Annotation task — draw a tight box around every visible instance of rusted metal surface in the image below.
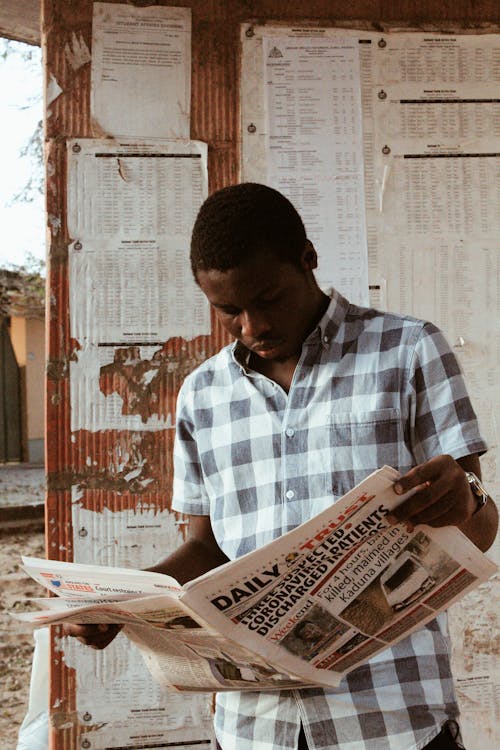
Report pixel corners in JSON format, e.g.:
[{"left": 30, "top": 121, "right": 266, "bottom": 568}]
[
  {"left": 0, "top": 0, "right": 40, "bottom": 44},
  {"left": 48, "top": 430, "right": 176, "bottom": 499}
]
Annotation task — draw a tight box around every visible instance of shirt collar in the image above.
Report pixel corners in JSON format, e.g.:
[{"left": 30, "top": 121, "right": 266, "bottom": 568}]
[
  {"left": 230, "top": 288, "right": 349, "bottom": 371},
  {"left": 304, "top": 287, "right": 349, "bottom": 349}
]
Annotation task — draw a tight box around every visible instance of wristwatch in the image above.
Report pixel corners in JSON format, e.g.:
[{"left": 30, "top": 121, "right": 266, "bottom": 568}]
[{"left": 465, "top": 472, "right": 489, "bottom": 515}]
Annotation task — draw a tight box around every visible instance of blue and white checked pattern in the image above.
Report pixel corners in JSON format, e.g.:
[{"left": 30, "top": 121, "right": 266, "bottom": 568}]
[{"left": 172, "top": 290, "right": 486, "bottom": 750}]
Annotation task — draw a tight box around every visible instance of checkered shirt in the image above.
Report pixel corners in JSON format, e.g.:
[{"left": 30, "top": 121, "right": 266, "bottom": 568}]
[{"left": 172, "top": 290, "right": 487, "bottom": 750}]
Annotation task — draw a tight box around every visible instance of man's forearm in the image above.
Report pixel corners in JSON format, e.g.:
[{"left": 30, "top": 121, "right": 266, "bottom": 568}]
[
  {"left": 146, "top": 537, "right": 229, "bottom": 585},
  {"left": 458, "top": 496, "right": 498, "bottom": 551}
]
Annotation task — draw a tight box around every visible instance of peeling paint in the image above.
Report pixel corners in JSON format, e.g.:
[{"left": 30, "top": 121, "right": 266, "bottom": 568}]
[
  {"left": 69, "top": 338, "right": 82, "bottom": 361},
  {"left": 64, "top": 32, "right": 91, "bottom": 71},
  {"left": 123, "top": 464, "right": 145, "bottom": 483},
  {"left": 48, "top": 213, "right": 62, "bottom": 236},
  {"left": 99, "top": 345, "right": 205, "bottom": 424},
  {"left": 47, "top": 73, "right": 63, "bottom": 106},
  {"left": 47, "top": 358, "right": 69, "bottom": 380},
  {"left": 50, "top": 429, "right": 175, "bottom": 496},
  {"left": 52, "top": 716, "right": 79, "bottom": 731}
]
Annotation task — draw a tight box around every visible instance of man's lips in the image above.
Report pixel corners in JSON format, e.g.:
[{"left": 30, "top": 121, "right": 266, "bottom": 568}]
[{"left": 251, "top": 340, "right": 283, "bottom": 353}]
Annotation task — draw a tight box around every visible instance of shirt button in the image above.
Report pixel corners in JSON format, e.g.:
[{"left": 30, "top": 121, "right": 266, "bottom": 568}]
[
  {"left": 285, "top": 428, "right": 295, "bottom": 437},
  {"left": 285, "top": 490, "right": 295, "bottom": 499}
]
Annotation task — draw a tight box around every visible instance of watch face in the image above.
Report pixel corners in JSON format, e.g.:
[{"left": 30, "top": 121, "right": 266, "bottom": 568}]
[
  {"left": 466, "top": 472, "right": 488, "bottom": 512},
  {"left": 467, "top": 472, "right": 486, "bottom": 495}
]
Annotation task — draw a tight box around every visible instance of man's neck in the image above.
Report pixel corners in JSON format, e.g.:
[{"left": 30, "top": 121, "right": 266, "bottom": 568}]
[
  {"left": 249, "top": 352, "right": 299, "bottom": 393},
  {"left": 249, "top": 290, "right": 330, "bottom": 392}
]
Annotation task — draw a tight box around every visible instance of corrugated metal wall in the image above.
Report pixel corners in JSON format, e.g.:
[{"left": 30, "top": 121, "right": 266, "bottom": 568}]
[{"left": 42, "top": 1, "right": 498, "bottom": 748}]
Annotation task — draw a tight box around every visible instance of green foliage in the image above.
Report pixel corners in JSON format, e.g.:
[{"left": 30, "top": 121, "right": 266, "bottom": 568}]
[{"left": 0, "top": 255, "right": 45, "bottom": 318}]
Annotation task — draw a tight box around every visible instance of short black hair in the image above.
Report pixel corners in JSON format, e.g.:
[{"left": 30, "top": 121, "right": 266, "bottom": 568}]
[{"left": 190, "top": 183, "right": 307, "bottom": 275}]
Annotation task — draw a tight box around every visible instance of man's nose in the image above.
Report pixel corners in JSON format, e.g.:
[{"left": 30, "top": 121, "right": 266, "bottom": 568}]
[{"left": 240, "top": 310, "right": 271, "bottom": 339}]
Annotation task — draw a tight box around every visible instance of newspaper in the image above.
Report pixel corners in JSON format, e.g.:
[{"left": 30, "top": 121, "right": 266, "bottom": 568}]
[{"left": 17, "top": 466, "right": 497, "bottom": 692}]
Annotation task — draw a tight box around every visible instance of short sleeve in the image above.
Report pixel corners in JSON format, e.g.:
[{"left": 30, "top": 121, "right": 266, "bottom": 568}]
[
  {"left": 408, "top": 322, "right": 487, "bottom": 464},
  {"left": 171, "top": 378, "right": 210, "bottom": 516}
]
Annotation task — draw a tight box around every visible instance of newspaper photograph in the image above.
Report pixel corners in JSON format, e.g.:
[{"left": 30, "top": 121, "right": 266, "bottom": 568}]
[{"left": 16, "top": 467, "right": 497, "bottom": 691}]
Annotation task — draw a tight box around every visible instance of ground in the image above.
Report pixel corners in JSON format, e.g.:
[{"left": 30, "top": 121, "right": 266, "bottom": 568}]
[
  {"left": 0, "top": 464, "right": 46, "bottom": 750},
  {"left": 0, "top": 526, "right": 45, "bottom": 749}
]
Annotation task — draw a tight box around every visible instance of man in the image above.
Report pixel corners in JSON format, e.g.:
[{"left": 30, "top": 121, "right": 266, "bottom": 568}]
[{"left": 66, "top": 183, "right": 497, "bottom": 750}]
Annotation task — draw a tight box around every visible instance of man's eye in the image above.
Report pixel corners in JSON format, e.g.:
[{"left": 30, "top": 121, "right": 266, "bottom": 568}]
[{"left": 219, "top": 307, "right": 240, "bottom": 316}]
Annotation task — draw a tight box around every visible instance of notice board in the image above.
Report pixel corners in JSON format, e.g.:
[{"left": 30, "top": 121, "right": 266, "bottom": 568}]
[{"left": 240, "top": 23, "right": 499, "bottom": 749}]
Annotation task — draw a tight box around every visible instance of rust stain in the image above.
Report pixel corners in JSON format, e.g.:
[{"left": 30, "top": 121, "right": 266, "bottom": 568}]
[
  {"left": 98, "top": 344, "right": 206, "bottom": 423},
  {"left": 47, "top": 358, "right": 70, "bottom": 381},
  {"left": 48, "top": 429, "right": 176, "bottom": 501},
  {"left": 46, "top": 334, "right": 80, "bottom": 381},
  {"left": 89, "top": 117, "right": 115, "bottom": 139},
  {"left": 69, "top": 338, "right": 81, "bottom": 360}
]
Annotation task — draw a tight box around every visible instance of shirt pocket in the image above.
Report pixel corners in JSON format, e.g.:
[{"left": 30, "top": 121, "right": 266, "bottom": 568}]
[{"left": 325, "top": 408, "right": 403, "bottom": 497}]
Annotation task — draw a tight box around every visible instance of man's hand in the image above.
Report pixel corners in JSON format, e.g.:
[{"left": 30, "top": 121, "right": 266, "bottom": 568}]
[
  {"left": 61, "top": 515, "right": 228, "bottom": 650},
  {"left": 388, "top": 454, "right": 475, "bottom": 528},
  {"left": 62, "top": 622, "right": 122, "bottom": 649},
  {"left": 387, "top": 454, "right": 498, "bottom": 551}
]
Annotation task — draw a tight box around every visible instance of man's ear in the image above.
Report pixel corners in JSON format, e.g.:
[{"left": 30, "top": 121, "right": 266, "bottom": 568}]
[{"left": 301, "top": 240, "right": 318, "bottom": 271}]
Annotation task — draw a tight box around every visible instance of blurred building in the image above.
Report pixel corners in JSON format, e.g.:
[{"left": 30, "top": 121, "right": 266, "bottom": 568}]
[{"left": 1, "top": 269, "right": 45, "bottom": 464}]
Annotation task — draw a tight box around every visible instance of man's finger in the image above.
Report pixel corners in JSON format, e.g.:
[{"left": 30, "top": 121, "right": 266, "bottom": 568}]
[
  {"left": 62, "top": 622, "right": 95, "bottom": 637},
  {"left": 389, "top": 478, "right": 444, "bottom": 523},
  {"left": 394, "top": 454, "right": 463, "bottom": 494},
  {"left": 62, "top": 622, "right": 122, "bottom": 648},
  {"left": 406, "top": 493, "right": 457, "bottom": 525}
]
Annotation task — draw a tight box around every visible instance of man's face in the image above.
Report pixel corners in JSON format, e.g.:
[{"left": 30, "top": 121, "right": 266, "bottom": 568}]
[{"left": 196, "top": 248, "right": 321, "bottom": 363}]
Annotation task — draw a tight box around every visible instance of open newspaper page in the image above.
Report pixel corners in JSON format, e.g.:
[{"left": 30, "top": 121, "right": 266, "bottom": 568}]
[
  {"left": 123, "top": 620, "right": 310, "bottom": 692},
  {"left": 18, "top": 559, "right": 311, "bottom": 692},
  {"left": 17, "top": 466, "right": 497, "bottom": 691},
  {"left": 181, "top": 466, "right": 497, "bottom": 688}
]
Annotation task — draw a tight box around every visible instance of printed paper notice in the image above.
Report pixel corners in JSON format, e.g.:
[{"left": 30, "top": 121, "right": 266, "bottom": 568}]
[
  {"left": 67, "top": 139, "right": 210, "bottom": 344},
  {"left": 91, "top": 2, "right": 191, "bottom": 138},
  {"left": 264, "top": 36, "right": 369, "bottom": 304},
  {"left": 69, "top": 238, "right": 209, "bottom": 345}
]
